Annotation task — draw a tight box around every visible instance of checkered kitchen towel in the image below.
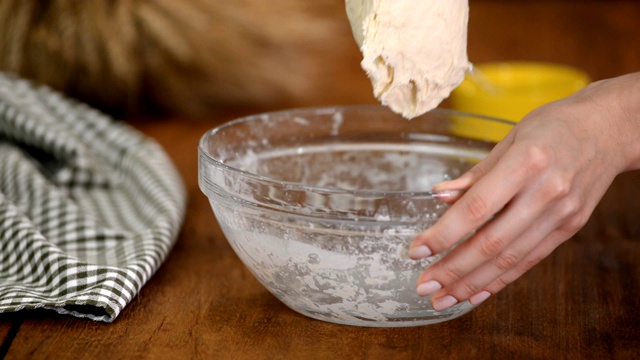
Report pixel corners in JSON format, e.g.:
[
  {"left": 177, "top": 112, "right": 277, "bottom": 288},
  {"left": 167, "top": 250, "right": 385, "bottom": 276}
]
[{"left": 0, "top": 73, "right": 186, "bottom": 322}]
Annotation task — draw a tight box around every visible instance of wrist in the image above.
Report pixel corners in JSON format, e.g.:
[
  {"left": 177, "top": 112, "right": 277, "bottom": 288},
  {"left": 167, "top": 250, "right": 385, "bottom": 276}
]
[
  {"left": 583, "top": 72, "right": 640, "bottom": 172},
  {"left": 610, "top": 72, "right": 640, "bottom": 171}
]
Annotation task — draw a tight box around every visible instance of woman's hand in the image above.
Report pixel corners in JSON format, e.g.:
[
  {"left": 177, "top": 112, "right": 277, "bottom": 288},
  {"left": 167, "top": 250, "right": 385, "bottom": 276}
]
[{"left": 408, "top": 72, "right": 640, "bottom": 311}]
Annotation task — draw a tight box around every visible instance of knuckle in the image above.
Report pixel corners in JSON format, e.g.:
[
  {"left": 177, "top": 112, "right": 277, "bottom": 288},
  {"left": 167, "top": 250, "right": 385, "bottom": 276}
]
[
  {"left": 556, "top": 196, "right": 582, "bottom": 220},
  {"left": 493, "top": 251, "right": 520, "bottom": 272},
  {"left": 545, "top": 177, "right": 572, "bottom": 200},
  {"left": 563, "top": 211, "right": 590, "bottom": 233},
  {"left": 439, "top": 262, "right": 465, "bottom": 283},
  {"left": 477, "top": 231, "right": 505, "bottom": 259},
  {"left": 524, "top": 144, "right": 552, "bottom": 172},
  {"left": 427, "top": 229, "right": 453, "bottom": 254},
  {"left": 456, "top": 278, "right": 481, "bottom": 298},
  {"left": 466, "top": 165, "right": 487, "bottom": 180},
  {"left": 517, "top": 256, "right": 543, "bottom": 274},
  {"left": 487, "top": 255, "right": 546, "bottom": 293},
  {"left": 490, "top": 276, "right": 510, "bottom": 292},
  {"left": 462, "top": 194, "right": 490, "bottom": 223}
]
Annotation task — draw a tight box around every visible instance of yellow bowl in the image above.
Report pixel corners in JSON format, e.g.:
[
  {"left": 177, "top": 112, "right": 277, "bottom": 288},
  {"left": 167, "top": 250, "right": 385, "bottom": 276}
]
[{"left": 450, "top": 62, "right": 590, "bottom": 142}]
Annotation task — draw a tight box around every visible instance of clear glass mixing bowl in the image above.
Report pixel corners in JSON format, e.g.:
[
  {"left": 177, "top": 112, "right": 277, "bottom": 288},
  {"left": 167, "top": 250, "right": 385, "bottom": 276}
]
[{"left": 198, "top": 105, "right": 513, "bottom": 327}]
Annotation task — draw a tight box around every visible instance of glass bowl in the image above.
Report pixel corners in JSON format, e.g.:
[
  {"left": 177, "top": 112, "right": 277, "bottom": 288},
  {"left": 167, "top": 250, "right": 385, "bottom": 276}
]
[{"left": 198, "top": 105, "right": 513, "bottom": 327}]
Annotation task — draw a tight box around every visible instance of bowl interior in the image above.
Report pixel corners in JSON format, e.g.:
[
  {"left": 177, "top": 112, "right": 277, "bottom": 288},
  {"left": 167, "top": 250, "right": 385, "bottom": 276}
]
[{"left": 199, "top": 106, "right": 507, "bottom": 223}]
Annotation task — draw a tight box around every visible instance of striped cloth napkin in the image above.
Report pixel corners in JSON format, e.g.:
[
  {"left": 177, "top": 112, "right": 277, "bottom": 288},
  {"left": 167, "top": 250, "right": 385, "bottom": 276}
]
[{"left": 0, "top": 73, "right": 186, "bottom": 322}]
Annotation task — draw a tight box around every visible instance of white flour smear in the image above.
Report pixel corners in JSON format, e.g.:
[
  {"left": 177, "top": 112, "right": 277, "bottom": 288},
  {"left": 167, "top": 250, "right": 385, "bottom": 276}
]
[
  {"left": 210, "top": 142, "right": 481, "bottom": 326},
  {"left": 216, "top": 213, "right": 475, "bottom": 326}
]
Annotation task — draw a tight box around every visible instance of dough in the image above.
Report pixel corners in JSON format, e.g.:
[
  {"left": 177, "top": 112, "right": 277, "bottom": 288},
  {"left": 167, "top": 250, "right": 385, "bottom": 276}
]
[{"left": 346, "top": 0, "right": 472, "bottom": 118}]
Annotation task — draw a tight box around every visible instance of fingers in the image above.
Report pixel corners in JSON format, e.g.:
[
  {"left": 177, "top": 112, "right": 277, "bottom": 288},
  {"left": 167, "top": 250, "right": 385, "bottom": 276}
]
[
  {"left": 424, "top": 213, "right": 567, "bottom": 311},
  {"left": 409, "top": 151, "right": 526, "bottom": 258},
  {"left": 417, "top": 173, "right": 559, "bottom": 283},
  {"left": 409, "top": 130, "right": 583, "bottom": 311},
  {"left": 465, "top": 232, "right": 566, "bottom": 305},
  {"left": 410, "top": 185, "right": 508, "bottom": 258},
  {"left": 415, "top": 178, "right": 591, "bottom": 311},
  {"left": 409, "top": 135, "right": 525, "bottom": 257},
  {"left": 405, "top": 89, "right": 633, "bottom": 312},
  {"left": 432, "top": 134, "right": 513, "bottom": 194},
  {"left": 415, "top": 194, "right": 542, "bottom": 290},
  {"left": 477, "top": 238, "right": 560, "bottom": 294},
  {"left": 410, "top": 138, "right": 559, "bottom": 258},
  {"left": 430, "top": 133, "right": 515, "bottom": 205}
]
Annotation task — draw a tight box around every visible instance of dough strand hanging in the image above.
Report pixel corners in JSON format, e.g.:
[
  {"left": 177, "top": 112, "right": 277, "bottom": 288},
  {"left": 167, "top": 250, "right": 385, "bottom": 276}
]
[{"left": 346, "top": 0, "right": 472, "bottom": 119}]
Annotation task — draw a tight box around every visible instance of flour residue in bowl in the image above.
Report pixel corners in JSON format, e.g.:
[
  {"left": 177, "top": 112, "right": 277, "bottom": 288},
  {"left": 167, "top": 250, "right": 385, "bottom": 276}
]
[
  {"left": 215, "top": 210, "right": 475, "bottom": 326},
  {"left": 213, "top": 140, "right": 482, "bottom": 326},
  {"left": 230, "top": 142, "right": 482, "bottom": 193}
]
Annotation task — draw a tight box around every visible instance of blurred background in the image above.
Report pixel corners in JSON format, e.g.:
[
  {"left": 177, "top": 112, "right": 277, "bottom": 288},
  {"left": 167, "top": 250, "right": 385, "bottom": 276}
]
[{"left": 0, "top": 0, "right": 638, "bottom": 121}]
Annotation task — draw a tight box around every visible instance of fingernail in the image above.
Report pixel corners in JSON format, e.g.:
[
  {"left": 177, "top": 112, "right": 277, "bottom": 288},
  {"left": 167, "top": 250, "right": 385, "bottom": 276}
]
[
  {"left": 433, "top": 189, "right": 456, "bottom": 198},
  {"left": 433, "top": 189, "right": 465, "bottom": 203},
  {"left": 408, "top": 245, "right": 432, "bottom": 259},
  {"left": 416, "top": 280, "right": 442, "bottom": 297},
  {"left": 432, "top": 295, "right": 458, "bottom": 311},
  {"left": 469, "top": 291, "right": 491, "bottom": 305}
]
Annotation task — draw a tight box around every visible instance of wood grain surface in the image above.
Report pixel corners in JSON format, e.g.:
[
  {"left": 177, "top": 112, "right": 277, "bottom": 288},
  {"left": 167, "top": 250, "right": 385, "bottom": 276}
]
[{"left": 2, "top": 1, "right": 639, "bottom": 359}]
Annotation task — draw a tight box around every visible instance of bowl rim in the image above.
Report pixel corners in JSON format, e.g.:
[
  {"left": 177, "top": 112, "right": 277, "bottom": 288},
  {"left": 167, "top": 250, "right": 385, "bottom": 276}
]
[{"left": 198, "top": 105, "right": 515, "bottom": 200}]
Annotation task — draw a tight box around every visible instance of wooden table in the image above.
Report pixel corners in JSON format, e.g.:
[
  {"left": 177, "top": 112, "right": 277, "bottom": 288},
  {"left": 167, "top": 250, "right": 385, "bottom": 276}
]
[{"left": 2, "top": 1, "right": 639, "bottom": 358}]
